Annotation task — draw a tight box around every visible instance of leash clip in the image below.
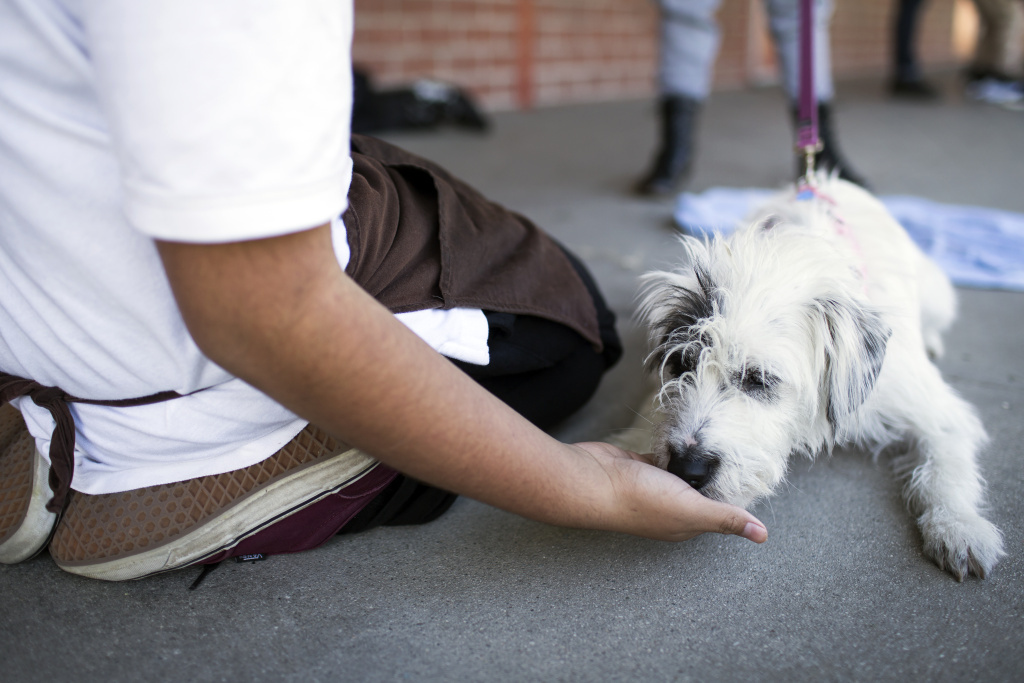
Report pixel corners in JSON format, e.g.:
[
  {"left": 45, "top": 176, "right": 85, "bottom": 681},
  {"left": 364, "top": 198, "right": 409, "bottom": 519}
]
[{"left": 798, "top": 140, "right": 824, "bottom": 186}]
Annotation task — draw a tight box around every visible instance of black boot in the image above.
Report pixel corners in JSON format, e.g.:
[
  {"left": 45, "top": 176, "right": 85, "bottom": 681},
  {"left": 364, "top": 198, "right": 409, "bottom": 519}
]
[
  {"left": 635, "top": 95, "right": 701, "bottom": 197},
  {"left": 794, "top": 102, "right": 870, "bottom": 190}
]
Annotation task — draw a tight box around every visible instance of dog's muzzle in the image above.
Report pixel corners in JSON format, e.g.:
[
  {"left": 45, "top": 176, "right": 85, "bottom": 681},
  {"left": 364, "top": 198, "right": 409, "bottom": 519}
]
[{"left": 666, "top": 442, "right": 719, "bottom": 491}]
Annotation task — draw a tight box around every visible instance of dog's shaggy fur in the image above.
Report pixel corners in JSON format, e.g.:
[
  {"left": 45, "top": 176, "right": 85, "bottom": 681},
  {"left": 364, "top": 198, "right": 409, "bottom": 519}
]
[{"left": 626, "top": 177, "right": 1004, "bottom": 580}]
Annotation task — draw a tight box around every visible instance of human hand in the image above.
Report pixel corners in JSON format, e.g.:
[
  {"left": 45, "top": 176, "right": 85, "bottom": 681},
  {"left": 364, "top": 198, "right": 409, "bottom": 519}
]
[{"left": 568, "top": 442, "right": 768, "bottom": 543}]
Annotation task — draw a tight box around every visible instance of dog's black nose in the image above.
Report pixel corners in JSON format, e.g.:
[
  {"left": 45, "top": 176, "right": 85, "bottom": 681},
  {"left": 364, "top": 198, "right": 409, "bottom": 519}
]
[{"left": 666, "top": 443, "right": 718, "bottom": 490}]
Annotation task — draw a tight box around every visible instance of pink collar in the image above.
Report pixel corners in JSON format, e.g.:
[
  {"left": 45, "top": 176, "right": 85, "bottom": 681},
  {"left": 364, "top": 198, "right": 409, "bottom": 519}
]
[{"left": 796, "top": 183, "right": 870, "bottom": 287}]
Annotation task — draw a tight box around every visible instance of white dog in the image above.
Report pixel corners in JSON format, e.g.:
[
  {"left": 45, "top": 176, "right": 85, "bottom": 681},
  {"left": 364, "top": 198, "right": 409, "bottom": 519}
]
[{"left": 626, "top": 176, "right": 1004, "bottom": 581}]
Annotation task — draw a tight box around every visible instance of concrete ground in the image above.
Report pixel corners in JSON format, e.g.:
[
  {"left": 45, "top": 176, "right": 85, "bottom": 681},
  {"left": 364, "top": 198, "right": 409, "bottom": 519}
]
[{"left": 2, "top": 76, "right": 1022, "bottom": 682}]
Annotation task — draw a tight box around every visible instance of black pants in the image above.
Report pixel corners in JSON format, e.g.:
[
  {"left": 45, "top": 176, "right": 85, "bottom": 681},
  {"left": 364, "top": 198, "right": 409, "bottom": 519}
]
[
  {"left": 341, "top": 246, "right": 622, "bottom": 532},
  {"left": 893, "top": 0, "right": 926, "bottom": 80}
]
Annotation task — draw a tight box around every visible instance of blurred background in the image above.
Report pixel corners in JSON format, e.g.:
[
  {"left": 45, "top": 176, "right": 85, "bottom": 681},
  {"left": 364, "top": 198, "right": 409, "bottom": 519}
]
[{"left": 352, "top": 0, "right": 990, "bottom": 111}]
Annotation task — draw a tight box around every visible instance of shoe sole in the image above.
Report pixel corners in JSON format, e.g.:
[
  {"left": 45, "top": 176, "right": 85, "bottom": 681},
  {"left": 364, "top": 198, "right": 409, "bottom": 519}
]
[
  {"left": 53, "top": 448, "right": 377, "bottom": 581},
  {"left": 0, "top": 440, "right": 57, "bottom": 564}
]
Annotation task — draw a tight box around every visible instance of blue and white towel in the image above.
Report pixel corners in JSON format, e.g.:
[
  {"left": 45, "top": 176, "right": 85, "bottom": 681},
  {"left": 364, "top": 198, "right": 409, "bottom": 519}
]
[{"left": 674, "top": 187, "right": 1024, "bottom": 291}]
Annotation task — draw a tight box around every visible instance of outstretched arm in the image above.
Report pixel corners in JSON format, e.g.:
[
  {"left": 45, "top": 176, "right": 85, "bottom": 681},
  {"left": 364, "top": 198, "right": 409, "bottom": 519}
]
[{"left": 156, "top": 225, "right": 767, "bottom": 543}]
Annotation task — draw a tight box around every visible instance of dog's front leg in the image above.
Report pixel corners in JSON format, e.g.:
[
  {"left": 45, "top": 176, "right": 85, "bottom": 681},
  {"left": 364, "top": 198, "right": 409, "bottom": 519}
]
[{"left": 892, "top": 374, "right": 1005, "bottom": 580}]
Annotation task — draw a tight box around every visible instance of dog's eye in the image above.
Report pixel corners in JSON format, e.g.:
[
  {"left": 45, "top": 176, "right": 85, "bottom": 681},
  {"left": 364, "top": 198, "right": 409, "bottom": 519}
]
[{"left": 736, "top": 368, "right": 780, "bottom": 399}]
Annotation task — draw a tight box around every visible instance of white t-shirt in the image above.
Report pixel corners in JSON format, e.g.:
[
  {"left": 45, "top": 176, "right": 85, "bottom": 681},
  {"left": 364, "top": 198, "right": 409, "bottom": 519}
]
[{"left": 0, "top": 0, "right": 488, "bottom": 494}]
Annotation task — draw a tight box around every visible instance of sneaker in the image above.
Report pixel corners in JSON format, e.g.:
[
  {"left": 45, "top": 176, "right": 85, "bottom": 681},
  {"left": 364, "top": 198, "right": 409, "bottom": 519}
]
[
  {"left": 1001, "top": 84, "right": 1024, "bottom": 111},
  {"left": 966, "top": 78, "right": 1023, "bottom": 106},
  {"left": 0, "top": 403, "right": 58, "bottom": 564},
  {"left": 48, "top": 425, "right": 378, "bottom": 581}
]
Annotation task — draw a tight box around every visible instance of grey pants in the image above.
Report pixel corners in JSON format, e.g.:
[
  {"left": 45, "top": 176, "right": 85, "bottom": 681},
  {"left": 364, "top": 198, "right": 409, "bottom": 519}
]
[
  {"left": 971, "top": 0, "right": 1023, "bottom": 77},
  {"left": 658, "top": 0, "right": 835, "bottom": 101}
]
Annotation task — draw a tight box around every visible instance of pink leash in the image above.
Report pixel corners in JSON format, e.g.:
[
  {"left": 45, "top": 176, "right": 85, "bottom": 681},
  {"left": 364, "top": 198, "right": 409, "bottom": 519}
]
[
  {"left": 792, "top": 1, "right": 869, "bottom": 286},
  {"left": 795, "top": 0, "right": 822, "bottom": 185}
]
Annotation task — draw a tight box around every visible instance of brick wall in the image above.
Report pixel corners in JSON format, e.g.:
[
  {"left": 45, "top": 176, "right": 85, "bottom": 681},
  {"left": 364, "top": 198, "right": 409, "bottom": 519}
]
[
  {"left": 352, "top": 0, "right": 977, "bottom": 110},
  {"left": 351, "top": 0, "right": 658, "bottom": 110},
  {"left": 532, "top": 1, "right": 658, "bottom": 107}
]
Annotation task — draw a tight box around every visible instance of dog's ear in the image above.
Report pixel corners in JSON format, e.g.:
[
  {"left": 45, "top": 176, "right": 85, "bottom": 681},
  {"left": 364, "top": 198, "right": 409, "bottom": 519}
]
[
  {"left": 815, "top": 296, "right": 891, "bottom": 429},
  {"left": 638, "top": 254, "right": 718, "bottom": 376}
]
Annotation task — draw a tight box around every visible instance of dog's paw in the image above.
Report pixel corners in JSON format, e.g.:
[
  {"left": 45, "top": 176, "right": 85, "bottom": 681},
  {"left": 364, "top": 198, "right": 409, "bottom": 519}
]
[{"left": 919, "top": 509, "right": 1005, "bottom": 581}]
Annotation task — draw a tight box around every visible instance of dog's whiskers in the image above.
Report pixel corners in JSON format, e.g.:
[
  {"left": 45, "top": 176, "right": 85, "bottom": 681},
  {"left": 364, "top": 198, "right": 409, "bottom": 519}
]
[{"left": 625, "top": 406, "right": 654, "bottom": 425}]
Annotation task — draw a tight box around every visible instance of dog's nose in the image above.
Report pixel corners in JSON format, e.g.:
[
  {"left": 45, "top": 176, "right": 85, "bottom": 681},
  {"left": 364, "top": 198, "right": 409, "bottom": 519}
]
[{"left": 666, "top": 443, "right": 717, "bottom": 490}]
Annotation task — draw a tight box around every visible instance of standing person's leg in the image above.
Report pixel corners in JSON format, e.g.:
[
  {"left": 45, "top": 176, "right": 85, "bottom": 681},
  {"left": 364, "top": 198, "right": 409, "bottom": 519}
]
[
  {"left": 657, "top": 0, "right": 723, "bottom": 102},
  {"left": 764, "top": 0, "right": 869, "bottom": 187},
  {"left": 970, "top": 0, "right": 1020, "bottom": 80},
  {"left": 635, "top": 0, "right": 722, "bottom": 197},
  {"left": 764, "top": 0, "right": 834, "bottom": 103},
  {"left": 966, "top": 0, "right": 1024, "bottom": 105},
  {"left": 891, "top": 0, "right": 939, "bottom": 98},
  {"left": 894, "top": 0, "right": 922, "bottom": 80}
]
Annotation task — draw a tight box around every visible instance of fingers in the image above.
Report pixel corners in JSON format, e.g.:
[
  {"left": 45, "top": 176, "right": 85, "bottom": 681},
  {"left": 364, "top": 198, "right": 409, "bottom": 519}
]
[
  {"left": 740, "top": 521, "right": 768, "bottom": 543},
  {"left": 687, "top": 492, "right": 767, "bottom": 543},
  {"left": 571, "top": 441, "right": 767, "bottom": 544}
]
